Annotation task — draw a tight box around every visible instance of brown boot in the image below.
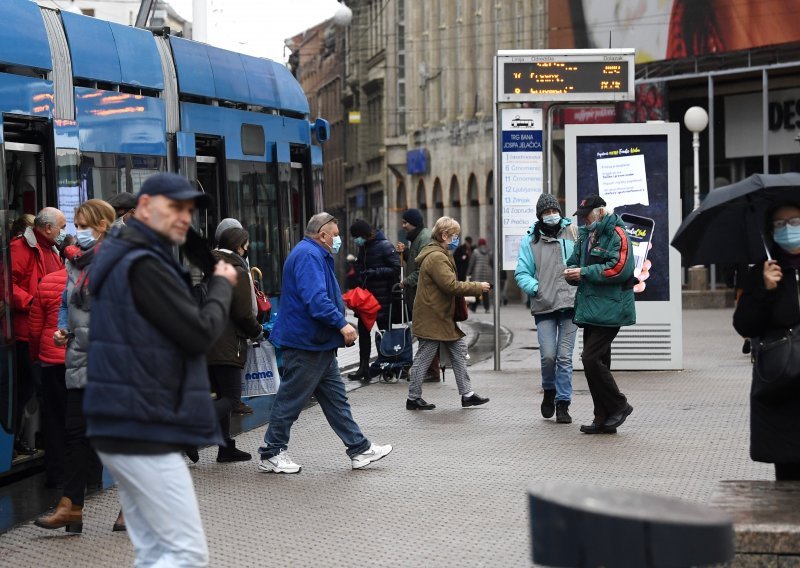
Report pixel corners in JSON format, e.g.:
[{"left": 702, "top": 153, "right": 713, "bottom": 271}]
[
  {"left": 34, "top": 496, "right": 83, "bottom": 533},
  {"left": 112, "top": 510, "right": 126, "bottom": 532}
]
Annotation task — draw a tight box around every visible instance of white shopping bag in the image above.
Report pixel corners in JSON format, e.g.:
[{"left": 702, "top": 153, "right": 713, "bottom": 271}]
[{"left": 241, "top": 341, "right": 281, "bottom": 397}]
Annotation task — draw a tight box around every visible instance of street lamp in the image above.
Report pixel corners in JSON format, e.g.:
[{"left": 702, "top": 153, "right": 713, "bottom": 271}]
[
  {"left": 333, "top": 1, "right": 353, "bottom": 26},
  {"left": 683, "top": 106, "right": 709, "bottom": 210}
]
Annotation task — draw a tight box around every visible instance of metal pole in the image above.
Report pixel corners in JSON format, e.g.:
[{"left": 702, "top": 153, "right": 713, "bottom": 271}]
[
  {"left": 492, "top": 55, "right": 501, "bottom": 371},
  {"left": 692, "top": 132, "right": 700, "bottom": 210}
]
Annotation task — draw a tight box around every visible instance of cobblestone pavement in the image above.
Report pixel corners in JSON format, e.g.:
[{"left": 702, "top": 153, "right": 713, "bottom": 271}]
[{"left": 0, "top": 305, "right": 769, "bottom": 567}]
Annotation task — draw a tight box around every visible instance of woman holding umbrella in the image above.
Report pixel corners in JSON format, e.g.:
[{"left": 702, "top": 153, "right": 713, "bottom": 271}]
[{"left": 733, "top": 202, "right": 800, "bottom": 481}]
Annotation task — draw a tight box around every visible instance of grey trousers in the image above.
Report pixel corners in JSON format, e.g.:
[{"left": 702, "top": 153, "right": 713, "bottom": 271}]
[{"left": 408, "top": 338, "right": 472, "bottom": 400}]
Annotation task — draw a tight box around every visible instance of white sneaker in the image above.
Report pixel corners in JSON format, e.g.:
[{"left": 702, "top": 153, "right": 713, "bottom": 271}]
[
  {"left": 351, "top": 443, "right": 393, "bottom": 470},
  {"left": 258, "top": 450, "right": 301, "bottom": 474}
]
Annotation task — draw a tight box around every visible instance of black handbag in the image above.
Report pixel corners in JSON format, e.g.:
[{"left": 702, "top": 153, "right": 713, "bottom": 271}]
[{"left": 751, "top": 327, "right": 800, "bottom": 397}]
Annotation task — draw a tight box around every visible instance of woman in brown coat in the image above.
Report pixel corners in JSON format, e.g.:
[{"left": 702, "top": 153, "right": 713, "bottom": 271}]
[
  {"left": 406, "top": 217, "right": 492, "bottom": 410},
  {"left": 207, "top": 227, "right": 263, "bottom": 462}
]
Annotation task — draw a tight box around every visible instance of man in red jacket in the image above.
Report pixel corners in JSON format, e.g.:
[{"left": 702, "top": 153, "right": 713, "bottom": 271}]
[{"left": 10, "top": 207, "right": 66, "bottom": 455}]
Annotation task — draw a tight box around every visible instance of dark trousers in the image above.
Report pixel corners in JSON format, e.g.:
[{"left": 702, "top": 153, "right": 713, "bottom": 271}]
[
  {"left": 209, "top": 364, "right": 242, "bottom": 443},
  {"left": 357, "top": 314, "right": 389, "bottom": 363},
  {"left": 41, "top": 364, "right": 67, "bottom": 486},
  {"left": 14, "top": 341, "right": 37, "bottom": 441},
  {"left": 63, "top": 389, "right": 102, "bottom": 505},
  {"left": 581, "top": 325, "right": 627, "bottom": 423},
  {"left": 775, "top": 463, "right": 800, "bottom": 480}
]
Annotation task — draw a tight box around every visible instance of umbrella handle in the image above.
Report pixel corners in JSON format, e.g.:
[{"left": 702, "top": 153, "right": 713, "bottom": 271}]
[{"left": 760, "top": 231, "right": 773, "bottom": 262}]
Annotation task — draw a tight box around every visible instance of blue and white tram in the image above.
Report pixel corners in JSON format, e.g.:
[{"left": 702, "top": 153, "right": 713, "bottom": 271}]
[{"left": 0, "top": 0, "right": 328, "bottom": 475}]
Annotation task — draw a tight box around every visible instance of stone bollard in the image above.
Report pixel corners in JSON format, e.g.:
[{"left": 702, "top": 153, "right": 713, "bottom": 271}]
[
  {"left": 529, "top": 483, "right": 734, "bottom": 567},
  {"left": 688, "top": 265, "right": 709, "bottom": 291}
]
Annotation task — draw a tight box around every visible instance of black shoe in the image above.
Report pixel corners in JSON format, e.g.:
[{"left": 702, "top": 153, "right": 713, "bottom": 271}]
[
  {"left": 217, "top": 440, "right": 252, "bottom": 463},
  {"left": 742, "top": 338, "right": 751, "bottom": 354},
  {"left": 14, "top": 440, "right": 36, "bottom": 456},
  {"left": 603, "top": 403, "right": 633, "bottom": 430},
  {"left": 348, "top": 367, "right": 367, "bottom": 381},
  {"left": 555, "top": 401, "right": 572, "bottom": 424},
  {"left": 580, "top": 422, "right": 617, "bottom": 434},
  {"left": 185, "top": 448, "right": 199, "bottom": 463},
  {"left": 406, "top": 398, "right": 436, "bottom": 410},
  {"left": 540, "top": 389, "right": 556, "bottom": 419},
  {"left": 461, "top": 393, "right": 490, "bottom": 407}
]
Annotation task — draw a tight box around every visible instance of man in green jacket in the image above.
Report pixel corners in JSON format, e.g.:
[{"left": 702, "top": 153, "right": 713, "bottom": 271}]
[{"left": 564, "top": 195, "right": 635, "bottom": 435}]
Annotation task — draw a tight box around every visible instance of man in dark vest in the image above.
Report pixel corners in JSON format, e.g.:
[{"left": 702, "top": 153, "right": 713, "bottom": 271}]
[{"left": 84, "top": 173, "right": 237, "bottom": 566}]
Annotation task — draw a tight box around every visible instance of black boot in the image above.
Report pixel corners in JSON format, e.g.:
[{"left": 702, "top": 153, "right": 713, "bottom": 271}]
[
  {"left": 556, "top": 401, "right": 572, "bottom": 424},
  {"left": 541, "top": 389, "right": 556, "bottom": 418},
  {"left": 348, "top": 357, "right": 369, "bottom": 381},
  {"left": 217, "top": 439, "right": 252, "bottom": 463}
]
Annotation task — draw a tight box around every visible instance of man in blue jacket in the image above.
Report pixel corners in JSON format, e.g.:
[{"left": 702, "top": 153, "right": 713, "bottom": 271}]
[
  {"left": 258, "top": 212, "right": 392, "bottom": 474},
  {"left": 85, "top": 173, "right": 237, "bottom": 566}
]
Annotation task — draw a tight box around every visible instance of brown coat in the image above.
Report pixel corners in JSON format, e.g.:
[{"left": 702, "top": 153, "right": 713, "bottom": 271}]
[{"left": 411, "top": 243, "right": 484, "bottom": 341}]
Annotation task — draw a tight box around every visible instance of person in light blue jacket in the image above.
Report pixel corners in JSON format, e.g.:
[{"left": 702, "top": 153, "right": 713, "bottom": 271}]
[{"left": 515, "top": 193, "right": 578, "bottom": 424}]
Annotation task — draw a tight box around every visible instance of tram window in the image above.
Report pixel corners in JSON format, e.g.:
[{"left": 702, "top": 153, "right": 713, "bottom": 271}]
[
  {"left": 226, "top": 161, "right": 282, "bottom": 295},
  {"left": 241, "top": 124, "right": 265, "bottom": 157},
  {"left": 80, "top": 153, "right": 163, "bottom": 202},
  {"left": 6, "top": 150, "right": 43, "bottom": 222},
  {"left": 56, "top": 149, "right": 81, "bottom": 234}
]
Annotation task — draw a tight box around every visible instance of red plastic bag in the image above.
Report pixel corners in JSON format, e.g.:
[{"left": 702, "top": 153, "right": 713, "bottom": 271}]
[
  {"left": 342, "top": 287, "right": 381, "bottom": 330},
  {"left": 251, "top": 267, "right": 272, "bottom": 318}
]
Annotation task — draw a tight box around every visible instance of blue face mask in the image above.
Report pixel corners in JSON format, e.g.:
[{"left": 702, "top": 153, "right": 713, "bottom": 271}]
[
  {"left": 330, "top": 235, "right": 342, "bottom": 254},
  {"left": 76, "top": 228, "right": 96, "bottom": 250},
  {"left": 353, "top": 236, "right": 366, "bottom": 247},
  {"left": 773, "top": 225, "right": 800, "bottom": 252},
  {"left": 447, "top": 236, "right": 460, "bottom": 251},
  {"left": 542, "top": 213, "right": 561, "bottom": 226},
  {"left": 54, "top": 228, "right": 68, "bottom": 246}
]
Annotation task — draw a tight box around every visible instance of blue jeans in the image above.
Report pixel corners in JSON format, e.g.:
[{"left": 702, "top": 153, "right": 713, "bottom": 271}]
[
  {"left": 259, "top": 348, "right": 370, "bottom": 459},
  {"left": 98, "top": 451, "right": 208, "bottom": 567},
  {"left": 534, "top": 309, "right": 577, "bottom": 403}
]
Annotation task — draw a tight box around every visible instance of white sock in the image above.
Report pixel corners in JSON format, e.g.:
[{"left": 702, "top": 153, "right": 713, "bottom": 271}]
[{"left": 464, "top": 391, "right": 474, "bottom": 398}]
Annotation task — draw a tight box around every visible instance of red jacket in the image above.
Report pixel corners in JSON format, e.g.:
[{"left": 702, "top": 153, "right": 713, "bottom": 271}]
[
  {"left": 11, "top": 228, "right": 63, "bottom": 341},
  {"left": 28, "top": 268, "right": 67, "bottom": 364}
]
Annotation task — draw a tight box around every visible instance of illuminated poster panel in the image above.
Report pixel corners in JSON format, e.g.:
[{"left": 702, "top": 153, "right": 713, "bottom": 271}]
[{"left": 566, "top": 122, "right": 682, "bottom": 370}]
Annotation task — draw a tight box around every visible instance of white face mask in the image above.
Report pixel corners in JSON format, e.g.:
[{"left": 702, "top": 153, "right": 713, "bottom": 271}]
[{"left": 542, "top": 213, "right": 560, "bottom": 226}]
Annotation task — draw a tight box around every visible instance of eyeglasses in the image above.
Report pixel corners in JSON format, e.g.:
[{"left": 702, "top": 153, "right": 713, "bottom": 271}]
[{"left": 772, "top": 217, "right": 800, "bottom": 229}]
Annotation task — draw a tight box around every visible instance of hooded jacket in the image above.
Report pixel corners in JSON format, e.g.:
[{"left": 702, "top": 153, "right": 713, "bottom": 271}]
[
  {"left": 565, "top": 213, "right": 636, "bottom": 328},
  {"left": 515, "top": 218, "right": 577, "bottom": 315},
  {"left": 412, "top": 243, "right": 484, "bottom": 341},
  {"left": 10, "top": 227, "right": 62, "bottom": 341}
]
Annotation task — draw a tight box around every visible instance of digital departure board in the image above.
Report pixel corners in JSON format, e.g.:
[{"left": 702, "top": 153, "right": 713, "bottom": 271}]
[{"left": 496, "top": 49, "right": 635, "bottom": 102}]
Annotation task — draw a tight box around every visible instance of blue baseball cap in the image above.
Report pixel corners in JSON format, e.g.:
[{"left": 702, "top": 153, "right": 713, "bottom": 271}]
[{"left": 137, "top": 173, "right": 211, "bottom": 208}]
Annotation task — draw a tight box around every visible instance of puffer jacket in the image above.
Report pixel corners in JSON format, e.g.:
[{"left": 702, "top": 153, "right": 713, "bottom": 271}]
[
  {"left": 28, "top": 268, "right": 68, "bottom": 364},
  {"left": 63, "top": 246, "right": 97, "bottom": 390},
  {"left": 467, "top": 245, "right": 493, "bottom": 282},
  {"left": 355, "top": 230, "right": 401, "bottom": 325},
  {"left": 412, "top": 243, "right": 484, "bottom": 341},
  {"left": 206, "top": 249, "right": 262, "bottom": 368},
  {"left": 565, "top": 213, "right": 636, "bottom": 328},
  {"left": 515, "top": 218, "right": 577, "bottom": 315},
  {"left": 10, "top": 227, "right": 62, "bottom": 341}
]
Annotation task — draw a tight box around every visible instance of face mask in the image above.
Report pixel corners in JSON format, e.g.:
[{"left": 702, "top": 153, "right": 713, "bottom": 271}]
[
  {"left": 76, "top": 229, "right": 96, "bottom": 250},
  {"left": 353, "top": 236, "right": 366, "bottom": 247},
  {"left": 54, "top": 228, "right": 67, "bottom": 246},
  {"left": 773, "top": 225, "right": 800, "bottom": 252},
  {"left": 447, "top": 236, "right": 460, "bottom": 251},
  {"left": 330, "top": 235, "right": 342, "bottom": 254},
  {"left": 542, "top": 213, "right": 560, "bottom": 226},
  {"left": 585, "top": 220, "right": 597, "bottom": 231}
]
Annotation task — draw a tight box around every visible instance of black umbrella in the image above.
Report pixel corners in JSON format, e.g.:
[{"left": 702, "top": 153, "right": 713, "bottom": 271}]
[{"left": 670, "top": 172, "right": 800, "bottom": 265}]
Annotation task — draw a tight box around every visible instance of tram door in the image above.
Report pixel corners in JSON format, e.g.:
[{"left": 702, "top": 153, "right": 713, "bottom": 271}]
[{"left": 0, "top": 116, "right": 51, "bottom": 472}]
